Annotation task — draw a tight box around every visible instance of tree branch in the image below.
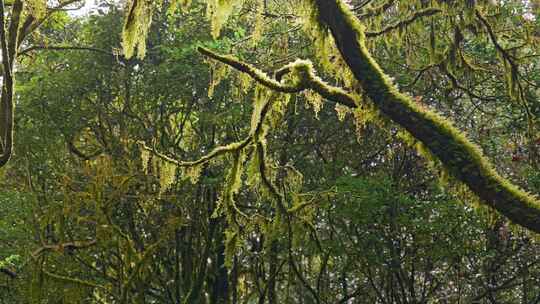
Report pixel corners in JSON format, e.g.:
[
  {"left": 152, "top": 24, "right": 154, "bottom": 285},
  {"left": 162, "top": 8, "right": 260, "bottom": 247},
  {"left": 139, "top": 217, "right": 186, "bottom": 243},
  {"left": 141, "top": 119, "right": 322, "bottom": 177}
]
[
  {"left": 312, "top": 0, "right": 540, "bottom": 233},
  {"left": 198, "top": 47, "right": 302, "bottom": 93},
  {"left": 139, "top": 137, "right": 251, "bottom": 168},
  {"left": 365, "top": 8, "right": 442, "bottom": 38},
  {"left": 32, "top": 239, "right": 97, "bottom": 259},
  {"left": 19, "top": 45, "right": 117, "bottom": 57},
  {"left": 198, "top": 47, "right": 358, "bottom": 108},
  {"left": 67, "top": 139, "right": 103, "bottom": 161}
]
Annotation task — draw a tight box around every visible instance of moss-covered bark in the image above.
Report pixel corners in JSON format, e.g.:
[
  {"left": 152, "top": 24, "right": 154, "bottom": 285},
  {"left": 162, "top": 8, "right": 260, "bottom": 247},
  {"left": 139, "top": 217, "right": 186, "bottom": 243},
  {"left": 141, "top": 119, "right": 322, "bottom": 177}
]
[{"left": 312, "top": 0, "right": 540, "bottom": 233}]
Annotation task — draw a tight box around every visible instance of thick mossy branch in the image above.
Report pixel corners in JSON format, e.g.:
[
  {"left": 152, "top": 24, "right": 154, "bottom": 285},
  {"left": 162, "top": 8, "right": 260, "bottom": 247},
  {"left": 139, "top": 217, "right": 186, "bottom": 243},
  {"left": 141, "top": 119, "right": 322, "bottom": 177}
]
[
  {"left": 199, "top": 46, "right": 302, "bottom": 93},
  {"left": 364, "top": 8, "right": 442, "bottom": 38},
  {"left": 198, "top": 46, "right": 358, "bottom": 108},
  {"left": 312, "top": 0, "right": 540, "bottom": 233}
]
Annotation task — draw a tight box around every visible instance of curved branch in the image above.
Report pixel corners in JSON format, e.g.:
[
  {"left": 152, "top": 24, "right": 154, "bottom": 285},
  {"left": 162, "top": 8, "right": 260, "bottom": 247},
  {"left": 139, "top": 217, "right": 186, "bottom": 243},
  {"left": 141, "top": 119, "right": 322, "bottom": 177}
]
[
  {"left": 312, "top": 0, "right": 540, "bottom": 233},
  {"left": 139, "top": 137, "right": 251, "bottom": 168},
  {"left": 67, "top": 139, "right": 103, "bottom": 161},
  {"left": 365, "top": 8, "right": 442, "bottom": 38}
]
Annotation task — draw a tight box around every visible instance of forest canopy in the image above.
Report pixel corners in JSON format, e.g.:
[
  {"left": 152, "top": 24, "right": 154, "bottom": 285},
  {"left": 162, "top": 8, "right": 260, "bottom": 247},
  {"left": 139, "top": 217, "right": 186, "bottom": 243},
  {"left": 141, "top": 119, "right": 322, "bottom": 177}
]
[{"left": 0, "top": 0, "right": 539, "bottom": 303}]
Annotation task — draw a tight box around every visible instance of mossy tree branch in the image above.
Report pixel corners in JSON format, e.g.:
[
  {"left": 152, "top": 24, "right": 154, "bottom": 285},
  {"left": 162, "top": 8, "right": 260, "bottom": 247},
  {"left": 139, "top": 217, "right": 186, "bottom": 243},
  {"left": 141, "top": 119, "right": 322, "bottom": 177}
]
[
  {"left": 143, "top": 47, "right": 361, "bottom": 176},
  {"left": 198, "top": 46, "right": 304, "bottom": 93},
  {"left": 364, "top": 8, "right": 442, "bottom": 38},
  {"left": 141, "top": 48, "right": 331, "bottom": 222},
  {"left": 198, "top": 46, "right": 358, "bottom": 108},
  {"left": 139, "top": 137, "right": 251, "bottom": 169},
  {"left": 311, "top": 0, "right": 540, "bottom": 233}
]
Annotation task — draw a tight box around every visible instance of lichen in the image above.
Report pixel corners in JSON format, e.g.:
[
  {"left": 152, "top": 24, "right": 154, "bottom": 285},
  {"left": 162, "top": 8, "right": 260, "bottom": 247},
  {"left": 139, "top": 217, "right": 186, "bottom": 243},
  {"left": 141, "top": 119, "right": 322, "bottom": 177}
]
[
  {"left": 207, "top": 60, "right": 230, "bottom": 98},
  {"left": 352, "top": 102, "right": 380, "bottom": 140},
  {"left": 122, "top": 0, "right": 156, "bottom": 59},
  {"left": 140, "top": 146, "right": 150, "bottom": 174},
  {"left": 335, "top": 103, "right": 350, "bottom": 121},
  {"left": 303, "top": 89, "right": 323, "bottom": 118},
  {"left": 223, "top": 229, "right": 238, "bottom": 268},
  {"left": 206, "top": 0, "right": 245, "bottom": 39},
  {"left": 250, "top": 0, "right": 264, "bottom": 45},
  {"left": 250, "top": 85, "right": 271, "bottom": 136},
  {"left": 182, "top": 164, "right": 202, "bottom": 184},
  {"left": 158, "top": 159, "right": 177, "bottom": 195}
]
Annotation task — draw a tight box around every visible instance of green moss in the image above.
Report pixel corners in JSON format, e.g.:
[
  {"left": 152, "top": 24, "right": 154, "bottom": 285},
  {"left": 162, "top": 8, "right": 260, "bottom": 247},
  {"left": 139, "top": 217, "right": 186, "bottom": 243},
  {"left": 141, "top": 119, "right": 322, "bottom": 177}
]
[
  {"left": 206, "top": 0, "right": 245, "bottom": 39},
  {"left": 122, "top": 0, "right": 156, "bottom": 59}
]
